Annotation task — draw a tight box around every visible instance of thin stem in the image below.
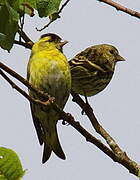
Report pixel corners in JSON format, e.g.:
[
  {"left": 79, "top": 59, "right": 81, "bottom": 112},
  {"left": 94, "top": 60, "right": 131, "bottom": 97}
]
[
  {"left": 98, "top": 0, "right": 140, "bottom": 19},
  {"left": 17, "top": 25, "right": 33, "bottom": 43},
  {"left": 0, "top": 62, "right": 49, "bottom": 100},
  {"left": 36, "top": 20, "right": 53, "bottom": 32},
  {"left": 36, "top": 0, "right": 71, "bottom": 31},
  {"left": 71, "top": 91, "right": 123, "bottom": 154},
  {"left": 58, "top": 0, "right": 70, "bottom": 14},
  {"left": 14, "top": 40, "right": 33, "bottom": 49}
]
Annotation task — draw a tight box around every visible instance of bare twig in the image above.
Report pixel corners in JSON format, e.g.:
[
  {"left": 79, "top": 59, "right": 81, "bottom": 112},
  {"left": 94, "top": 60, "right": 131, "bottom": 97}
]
[
  {"left": 0, "top": 69, "right": 44, "bottom": 106},
  {"left": 71, "top": 91, "right": 122, "bottom": 154},
  {"left": 0, "top": 62, "right": 48, "bottom": 100},
  {"left": 14, "top": 26, "right": 34, "bottom": 49},
  {"left": 98, "top": 0, "right": 140, "bottom": 19},
  {"left": 14, "top": 40, "right": 33, "bottom": 49},
  {"left": 63, "top": 114, "right": 140, "bottom": 176},
  {"left": 71, "top": 91, "right": 140, "bottom": 175},
  {"left": 36, "top": 20, "right": 54, "bottom": 32},
  {"left": 36, "top": 0, "right": 70, "bottom": 31},
  {"left": 58, "top": 0, "right": 70, "bottom": 14},
  {"left": 17, "top": 25, "right": 33, "bottom": 43},
  {"left": 1, "top": 63, "right": 140, "bottom": 176}
]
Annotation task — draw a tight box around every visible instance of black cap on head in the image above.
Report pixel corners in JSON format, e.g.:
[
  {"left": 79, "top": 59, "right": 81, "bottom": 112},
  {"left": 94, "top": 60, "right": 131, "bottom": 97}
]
[{"left": 40, "top": 33, "right": 61, "bottom": 42}]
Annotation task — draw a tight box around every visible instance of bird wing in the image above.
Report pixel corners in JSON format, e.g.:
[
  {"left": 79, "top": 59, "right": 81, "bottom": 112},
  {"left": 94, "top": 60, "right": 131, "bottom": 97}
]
[
  {"left": 69, "top": 57, "right": 106, "bottom": 73},
  {"left": 27, "top": 59, "right": 44, "bottom": 145},
  {"left": 30, "top": 103, "right": 44, "bottom": 145}
]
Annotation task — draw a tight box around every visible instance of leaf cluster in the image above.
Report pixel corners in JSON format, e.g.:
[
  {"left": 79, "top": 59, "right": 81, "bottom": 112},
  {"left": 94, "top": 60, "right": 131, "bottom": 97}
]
[{"left": 0, "top": 0, "right": 62, "bottom": 51}]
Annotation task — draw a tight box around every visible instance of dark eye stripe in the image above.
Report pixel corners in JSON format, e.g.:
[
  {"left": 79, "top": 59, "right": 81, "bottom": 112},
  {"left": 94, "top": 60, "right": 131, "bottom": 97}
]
[{"left": 110, "top": 50, "right": 114, "bottom": 54}]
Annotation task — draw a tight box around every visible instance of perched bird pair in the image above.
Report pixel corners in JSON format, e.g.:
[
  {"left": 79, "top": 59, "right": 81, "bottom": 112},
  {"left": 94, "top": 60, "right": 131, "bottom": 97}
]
[{"left": 27, "top": 33, "right": 125, "bottom": 163}]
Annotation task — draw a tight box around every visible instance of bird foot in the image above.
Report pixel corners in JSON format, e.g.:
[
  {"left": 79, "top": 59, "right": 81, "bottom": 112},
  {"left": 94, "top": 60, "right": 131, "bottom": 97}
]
[
  {"left": 81, "top": 95, "right": 90, "bottom": 115},
  {"left": 62, "top": 120, "right": 69, "bottom": 126},
  {"left": 48, "top": 96, "right": 55, "bottom": 104},
  {"left": 81, "top": 101, "right": 92, "bottom": 115},
  {"left": 62, "top": 113, "right": 72, "bottom": 126}
]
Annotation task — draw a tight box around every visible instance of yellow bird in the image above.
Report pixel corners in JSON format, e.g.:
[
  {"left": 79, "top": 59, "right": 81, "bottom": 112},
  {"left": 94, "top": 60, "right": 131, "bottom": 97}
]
[{"left": 27, "top": 33, "right": 71, "bottom": 163}]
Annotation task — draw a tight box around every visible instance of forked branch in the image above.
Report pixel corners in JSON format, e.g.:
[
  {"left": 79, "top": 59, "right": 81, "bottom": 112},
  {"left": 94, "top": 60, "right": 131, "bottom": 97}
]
[{"left": 0, "top": 62, "right": 140, "bottom": 176}]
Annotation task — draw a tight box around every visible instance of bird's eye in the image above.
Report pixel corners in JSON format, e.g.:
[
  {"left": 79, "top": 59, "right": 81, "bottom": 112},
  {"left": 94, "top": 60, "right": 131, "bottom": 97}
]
[{"left": 110, "top": 50, "right": 114, "bottom": 54}]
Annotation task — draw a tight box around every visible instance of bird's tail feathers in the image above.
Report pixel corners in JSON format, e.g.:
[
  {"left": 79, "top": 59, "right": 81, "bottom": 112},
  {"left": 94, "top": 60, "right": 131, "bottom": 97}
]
[
  {"left": 42, "top": 143, "right": 52, "bottom": 163},
  {"left": 51, "top": 125, "right": 66, "bottom": 160}
]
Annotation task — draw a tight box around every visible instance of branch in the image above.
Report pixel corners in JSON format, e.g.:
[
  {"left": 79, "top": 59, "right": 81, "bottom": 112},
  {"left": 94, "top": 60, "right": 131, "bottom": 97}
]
[
  {"left": 36, "top": 20, "right": 53, "bottom": 32},
  {"left": 71, "top": 91, "right": 122, "bottom": 154},
  {"left": 71, "top": 91, "right": 140, "bottom": 174},
  {"left": 59, "top": 0, "right": 70, "bottom": 14},
  {"left": 0, "top": 66, "right": 115, "bottom": 161},
  {"left": 0, "top": 62, "right": 140, "bottom": 176},
  {"left": 17, "top": 26, "right": 33, "bottom": 43},
  {"left": 0, "top": 62, "right": 49, "bottom": 100},
  {"left": 98, "top": 0, "right": 140, "bottom": 19},
  {"left": 0, "top": 69, "right": 43, "bottom": 105},
  {"left": 14, "top": 26, "right": 34, "bottom": 49},
  {"left": 71, "top": 91, "right": 140, "bottom": 175},
  {"left": 14, "top": 40, "right": 33, "bottom": 49}
]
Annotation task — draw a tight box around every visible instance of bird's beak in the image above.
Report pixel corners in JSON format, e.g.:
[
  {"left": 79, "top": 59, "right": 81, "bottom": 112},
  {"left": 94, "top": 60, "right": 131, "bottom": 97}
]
[
  {"left": 59, "top": 40, "right": 68, "bottom": 48},
  {"left": 116, "top": 55, "right": 125, "bottom": 62}
]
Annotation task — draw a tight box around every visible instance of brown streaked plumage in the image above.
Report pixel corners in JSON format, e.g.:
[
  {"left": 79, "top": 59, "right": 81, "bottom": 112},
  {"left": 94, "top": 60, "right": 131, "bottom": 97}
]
[{"left": 69, "top": 44, "right": 125, "bottom": 96}]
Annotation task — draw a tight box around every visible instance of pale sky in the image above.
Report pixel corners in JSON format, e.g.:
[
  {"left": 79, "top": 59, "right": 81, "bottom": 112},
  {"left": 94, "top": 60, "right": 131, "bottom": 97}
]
[{"left": 1, "top": 0, "right": 140, "bottom": 179}]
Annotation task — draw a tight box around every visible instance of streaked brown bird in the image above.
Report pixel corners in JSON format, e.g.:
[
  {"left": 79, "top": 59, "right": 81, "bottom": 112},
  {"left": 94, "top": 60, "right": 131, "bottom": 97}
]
[{"left": 69, "top": 44, "right": 125, "bottom": 97}]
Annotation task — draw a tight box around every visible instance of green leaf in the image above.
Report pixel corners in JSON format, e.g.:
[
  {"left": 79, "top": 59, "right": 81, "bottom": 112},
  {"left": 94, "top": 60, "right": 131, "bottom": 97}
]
[
  {"left": 14, "top": 0, "right": 36, "bottom": 17},
  {"left": 0, "top": 0, "right": 5, "bottom": 5},
  {"left": 36, "top": 0, "right": 62, "bottom": 17},
  {"left": 0, "top": 0, "right": 37, "bottom": 51},
  {"left": 0, "top": 175, "right": 7, "bottom": 180},
  {"left": 5, "top": 0, "right": 19, "bottom": 21},
  {"left": 19, "top": 2, "right": 35, "bottom": 17},
  {"left": 0, "top": 147, "right": 25, "bottom": 180},
  {"left": 0, "top": 3, "right": 18, "bottom": 51},
  {"left": 49, "top": 12, "right": 60, "bottom": 21},
  {"left": 19, "top": 0, "right": 37, "bottom": 9},
  {"left": 0, "top": 0, "right": 36, "bottom": 16}
]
